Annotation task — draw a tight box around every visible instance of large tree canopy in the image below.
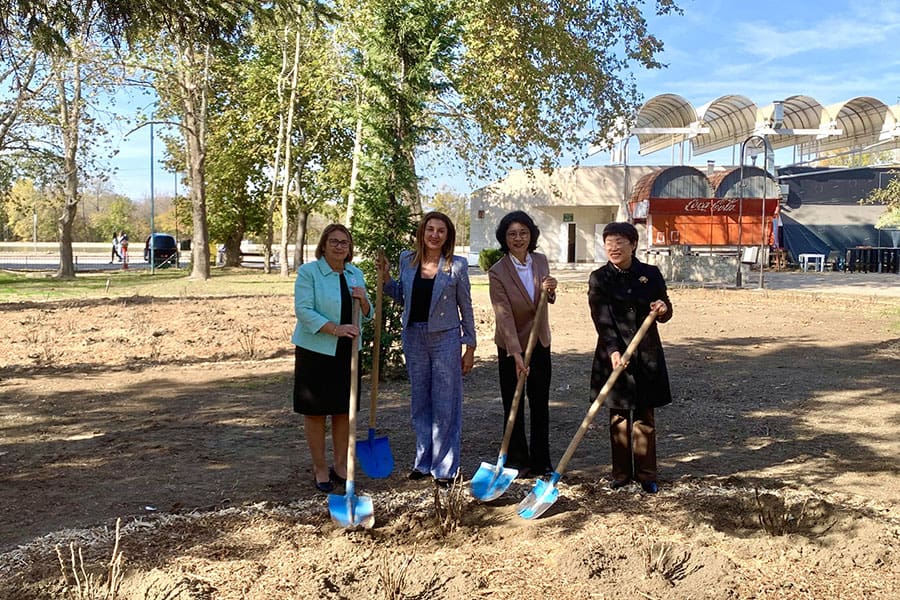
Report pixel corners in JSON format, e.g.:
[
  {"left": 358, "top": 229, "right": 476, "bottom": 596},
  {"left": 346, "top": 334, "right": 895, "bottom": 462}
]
[{"left": 449, "top": 0, "right": 680, "bottom": 177}]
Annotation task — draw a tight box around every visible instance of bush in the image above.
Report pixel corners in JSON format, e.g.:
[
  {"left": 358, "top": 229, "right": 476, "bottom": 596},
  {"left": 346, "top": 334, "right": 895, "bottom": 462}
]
[{"left": 478, "top": 248, "right": 504, "bottom": 272}]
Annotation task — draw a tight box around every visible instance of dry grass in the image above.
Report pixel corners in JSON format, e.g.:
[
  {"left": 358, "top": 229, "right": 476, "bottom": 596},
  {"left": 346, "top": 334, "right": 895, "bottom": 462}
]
[
  {"left": 432, "top": 473, "right": 466, "bottom": 536},
  {"left": 55, "top": 519, "right": 124, "bottom": 600}
]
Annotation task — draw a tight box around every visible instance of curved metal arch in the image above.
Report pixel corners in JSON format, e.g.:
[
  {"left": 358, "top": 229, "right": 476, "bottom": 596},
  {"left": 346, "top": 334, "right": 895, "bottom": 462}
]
[
  {"left": 817, "top": 96, "right": 891, "bottom": 152},
  {"left": 634, "top": 93, "right": 697, "bottom": 155},
  {"left": 693, "top": 94, "right": 758, "bottom": 155},
  {"left": 761, "top": 95, "right": 829, "bottom": 150}
]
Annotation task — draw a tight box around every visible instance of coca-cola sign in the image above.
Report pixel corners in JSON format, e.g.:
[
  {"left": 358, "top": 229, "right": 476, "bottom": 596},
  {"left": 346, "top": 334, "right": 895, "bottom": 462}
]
[
  {"left": 649, "top": 197, "right": 776, "bottom": 216},
  {"left": 683, "top": 198, "right": 739, "bottom": 213}
]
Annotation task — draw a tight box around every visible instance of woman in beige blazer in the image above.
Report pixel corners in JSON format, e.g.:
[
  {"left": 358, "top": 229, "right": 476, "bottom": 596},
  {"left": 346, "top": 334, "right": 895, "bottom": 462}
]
[{"left": 488, "top": 211, "right": 557, "bottom": 477}]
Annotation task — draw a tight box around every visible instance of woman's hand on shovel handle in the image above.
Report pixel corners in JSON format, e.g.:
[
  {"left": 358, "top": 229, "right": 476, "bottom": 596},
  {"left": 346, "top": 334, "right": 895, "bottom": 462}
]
[
  {"left": 514, "top": 353, "right": 529, "bottom": 377},
  {"left": 351, "top": 286, "right": 371, "bottom": 317},
  {"left": 610, "top": 351, "right": 626, "bottom": 370},
  {"left": 375, "top": 255, "right": 391, "bottom": 281},
  {"left": 333, "top": 323, "right": 360, "bottom": 338},
  {"left": 649, "top": 300, "right": 667, "bottom": 315}
]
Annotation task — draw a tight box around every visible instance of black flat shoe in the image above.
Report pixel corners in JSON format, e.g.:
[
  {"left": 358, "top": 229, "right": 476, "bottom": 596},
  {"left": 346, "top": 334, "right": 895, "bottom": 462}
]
[
  {"left": 314, "top": 478, "right": 334, "bottom": 493},
  {"left": 408, "top": 469, "right": 429, "bottom": 480},
  {"left": 640, "top": 481, "right": 659, "bottom": 494},
  {"left": 434, "top": 478, "right": 452, "bottom": 488},
  {"left": 329, "top": 467, "right": 346, "bottom": 485},
  {"left": 610, "top": 478, "right": 632, "bottom": 490}
]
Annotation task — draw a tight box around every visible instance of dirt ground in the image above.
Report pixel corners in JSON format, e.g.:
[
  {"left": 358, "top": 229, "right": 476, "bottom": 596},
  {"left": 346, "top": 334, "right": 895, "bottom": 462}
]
[{"left": 1, "top": 273, "right": 899, "bottom": 599}]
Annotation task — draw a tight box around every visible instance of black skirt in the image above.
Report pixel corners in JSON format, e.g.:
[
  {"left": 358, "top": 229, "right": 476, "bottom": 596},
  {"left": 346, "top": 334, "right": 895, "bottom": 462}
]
[{"left": 292, "top": 343, "right": 355, "bottom": 415}]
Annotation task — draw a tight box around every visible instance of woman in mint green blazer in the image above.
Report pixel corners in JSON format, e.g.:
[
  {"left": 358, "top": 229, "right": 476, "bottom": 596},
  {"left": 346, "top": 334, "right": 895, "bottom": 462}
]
[{"left": 292, "top": 224, "right": 372, "bottom": 493}]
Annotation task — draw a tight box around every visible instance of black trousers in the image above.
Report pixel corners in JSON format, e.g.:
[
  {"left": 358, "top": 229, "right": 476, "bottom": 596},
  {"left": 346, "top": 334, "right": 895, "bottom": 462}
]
[
  {"left": 498, "top": 343, "right": 552, "bottom": 473},
  {"left": 609, "top": 406, "right": 657, "bottom": 483}
]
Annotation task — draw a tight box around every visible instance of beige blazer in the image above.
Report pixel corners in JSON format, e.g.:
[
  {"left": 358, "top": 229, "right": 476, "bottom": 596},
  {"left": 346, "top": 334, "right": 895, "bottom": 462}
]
[{"left": 487, "top": 252, "right": 554, "bottom": 355}]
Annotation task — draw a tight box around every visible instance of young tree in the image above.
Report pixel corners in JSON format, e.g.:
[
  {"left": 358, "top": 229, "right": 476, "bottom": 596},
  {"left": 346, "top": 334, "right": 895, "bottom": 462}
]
[{"left": 861, "top": 171, "right": 900, "bottom": 229}]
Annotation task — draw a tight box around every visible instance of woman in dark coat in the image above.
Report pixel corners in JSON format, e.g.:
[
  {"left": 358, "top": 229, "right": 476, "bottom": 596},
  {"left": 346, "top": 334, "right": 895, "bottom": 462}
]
[{"left": 588, "top": 222, "right": 672, "bottom": 493}]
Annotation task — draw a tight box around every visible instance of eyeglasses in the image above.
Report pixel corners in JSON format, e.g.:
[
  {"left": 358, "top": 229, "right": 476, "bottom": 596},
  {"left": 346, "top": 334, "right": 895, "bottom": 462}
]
[
  {"left": 506, "top": 229, "right": 530, "bottom": 239},
  {"left": 327, "top": 239, "right": 350, "bottom": 248}
]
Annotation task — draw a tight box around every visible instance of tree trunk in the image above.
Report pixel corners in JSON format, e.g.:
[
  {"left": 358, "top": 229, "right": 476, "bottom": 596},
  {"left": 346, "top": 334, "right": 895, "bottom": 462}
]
[
  {"left": 179, "top": 43, "right": 211, "bottom": 280},
  {"left": 279, "top": 28, "right": 302, "bottom": 278},
  {"left": 55, "top": 61, "right": 82, "bottom": 280},
  {"left": 265, "top": 24, "right": 291, "bottom": 275},
  {"left": 396, "top": 52, "right": 422, "bottom": 216},
  {"left": 346, "top": 87, "right": 363, "bottom": 228},
  {"left": 223, "top": 231, "right": 243, "bottom": 267},
  {"left": 295, "top": 208, "right": 308, "bottom": 268}
]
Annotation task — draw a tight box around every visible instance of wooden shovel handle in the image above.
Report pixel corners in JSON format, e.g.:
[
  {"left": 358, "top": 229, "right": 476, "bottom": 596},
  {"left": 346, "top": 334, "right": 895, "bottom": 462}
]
[
  {"left": 347, "top": 299, "right": 361, "bottom": 483},
  {"left": 368, "top": 250, "right": 384, "bottom": 429},
  {"left": 553, "top": 309, "right": 659, "bottom": 476},
  {"left": 498, "top": 289, "right": 550, "bottom": 459}
]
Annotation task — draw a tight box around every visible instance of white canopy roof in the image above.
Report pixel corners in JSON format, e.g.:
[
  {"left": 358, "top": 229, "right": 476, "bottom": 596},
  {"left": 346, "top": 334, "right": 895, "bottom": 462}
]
[{"left": 626, "top": 94, "right": 900, "bottom": 159}]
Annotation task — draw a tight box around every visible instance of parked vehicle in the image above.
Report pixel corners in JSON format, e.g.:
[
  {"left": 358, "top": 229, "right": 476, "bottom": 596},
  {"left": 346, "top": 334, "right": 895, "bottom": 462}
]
[{"left": 144, "top": 233, "right": 179, "bottom": 266}]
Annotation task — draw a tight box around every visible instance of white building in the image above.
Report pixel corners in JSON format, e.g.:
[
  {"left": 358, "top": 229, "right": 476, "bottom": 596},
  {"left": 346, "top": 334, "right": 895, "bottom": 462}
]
[{"left": 469, "top": 165, "right": 658, "bottom": 265}]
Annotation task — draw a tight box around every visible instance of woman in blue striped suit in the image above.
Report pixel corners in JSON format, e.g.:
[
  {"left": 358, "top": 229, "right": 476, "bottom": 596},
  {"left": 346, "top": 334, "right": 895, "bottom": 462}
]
[{"left": 378, "top": 212, "right": 476, "bottom": 487}]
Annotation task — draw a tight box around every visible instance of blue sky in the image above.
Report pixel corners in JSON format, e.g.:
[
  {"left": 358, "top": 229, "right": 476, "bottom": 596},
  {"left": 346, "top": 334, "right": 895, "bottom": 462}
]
[{"left": 106, "top": 0, "right": 900, "bottom": 199}]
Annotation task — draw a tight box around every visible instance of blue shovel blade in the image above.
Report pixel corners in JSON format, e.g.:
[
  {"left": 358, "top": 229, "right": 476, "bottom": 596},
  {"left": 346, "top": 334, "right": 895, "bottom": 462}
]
[
  {"left": 517, "top": 473, "right": 561, "bottom": 520},
  {"left": 328, "top": 491, "right": 375, "bottom": 529},
  {"left": 356, "top": 429, "right": 394, "bottom": 479},
  {"left": 470, "top": 460, "right": 518, "bottom": 501}
]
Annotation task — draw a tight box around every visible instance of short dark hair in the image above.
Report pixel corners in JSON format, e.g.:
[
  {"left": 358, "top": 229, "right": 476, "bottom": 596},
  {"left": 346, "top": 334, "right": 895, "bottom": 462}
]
[
  {"left": 495, "top": 210, "right": 540, "bottom": 254},
  {"left": 602, "top": 221, "right": 638, "bottom": 244}
]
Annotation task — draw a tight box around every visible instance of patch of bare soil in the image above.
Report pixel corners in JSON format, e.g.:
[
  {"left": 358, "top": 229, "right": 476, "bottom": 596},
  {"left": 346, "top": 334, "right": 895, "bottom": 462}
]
[{"left": 1, "top": 283, "right": 898, "bottom": 599}]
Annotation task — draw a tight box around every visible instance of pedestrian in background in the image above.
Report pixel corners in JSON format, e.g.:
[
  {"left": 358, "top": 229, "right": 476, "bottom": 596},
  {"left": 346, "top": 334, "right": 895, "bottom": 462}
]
[
  {"left": 110, "top": 232, "right": 121, "bottom": 263},
  {"left": 377, "top": 211, "right": 476, "bottom": 487},
  {"left": 292, "top": 224, "right": 372, "bottom": 493},
  {"left": 119, "top": 231, "right": 129, "bottom": 265},
  {"left": 488, "top": 210, "right": 557, "bottom": 478},
  {"left": 588, "top": 222, "right": 672, "bottom": 494}
]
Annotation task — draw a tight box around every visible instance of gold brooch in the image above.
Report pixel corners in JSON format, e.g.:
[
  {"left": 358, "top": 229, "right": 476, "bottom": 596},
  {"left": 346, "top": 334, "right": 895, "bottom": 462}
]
[{"left": 638, "top": 276, "right": 648, "bottom": 284}]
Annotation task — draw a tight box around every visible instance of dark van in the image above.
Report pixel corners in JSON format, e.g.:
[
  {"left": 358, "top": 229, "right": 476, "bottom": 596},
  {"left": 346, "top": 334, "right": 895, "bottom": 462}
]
[{"left": 144, "top": 233, "right": 179, "bottom": 266}]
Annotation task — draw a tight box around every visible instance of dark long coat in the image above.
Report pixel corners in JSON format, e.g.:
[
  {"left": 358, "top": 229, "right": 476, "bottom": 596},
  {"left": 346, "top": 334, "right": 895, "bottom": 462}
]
[{"left": 588, "top": 258, "right": 673, "bottom": 410}]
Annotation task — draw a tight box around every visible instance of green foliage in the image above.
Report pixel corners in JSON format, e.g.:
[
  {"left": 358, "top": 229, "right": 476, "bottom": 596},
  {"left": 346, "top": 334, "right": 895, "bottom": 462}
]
[
  {"left": 450, "top": 0, "right": 680, "bottom": 177},
  {"left": 90, "top": 196, "right": 145, "bottom": 241},
  {"left": 860, "top": 170, "right": 900, "bottom": 229},
  {"left": 427, "top": 188, "right": 469, "bottom": 243},
  {"left": 3, "top": 179, "right": 59, "bottom": 241},
  {"left": 351, "top": 155, "right": 417, "bottom": 376},
  {"left": 478, "top": 247, "right": 503, "bottom": 272}
]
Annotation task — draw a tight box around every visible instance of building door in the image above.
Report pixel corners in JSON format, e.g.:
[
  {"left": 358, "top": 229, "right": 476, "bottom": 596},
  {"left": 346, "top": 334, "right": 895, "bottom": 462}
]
[
  {"left": 559, "top": 222, "right": 576, "bottom": 263},
  {"left": 567, "top": 223, "right": 576, "bottom": 262}
]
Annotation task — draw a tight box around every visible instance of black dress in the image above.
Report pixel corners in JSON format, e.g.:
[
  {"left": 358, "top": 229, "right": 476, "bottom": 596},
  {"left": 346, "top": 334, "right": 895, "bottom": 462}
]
[{"left": 293, "top": 273, "right": 356, "bottom": 415}]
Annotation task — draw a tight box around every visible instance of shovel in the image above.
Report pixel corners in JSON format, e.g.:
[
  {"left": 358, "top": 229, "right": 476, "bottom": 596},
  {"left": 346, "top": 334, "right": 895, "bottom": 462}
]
[
  {"left": 471, "top": 289, "right": 549, "bottom": 501},
  {"left": 329, "top": 299, "right": 375, "bottom": 529},
  {"left": 518, "top": 309, "right": 659, "bottom": 520},
  {"left": 356, "top": 251, "right": 394, "bottom": 478}
]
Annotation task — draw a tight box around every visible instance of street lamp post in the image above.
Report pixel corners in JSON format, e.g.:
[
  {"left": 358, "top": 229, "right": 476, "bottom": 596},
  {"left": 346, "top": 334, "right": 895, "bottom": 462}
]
[
  {"left": 736, "top": 134, "right": 774, "bottom": 288},
  {"left": 149, "top": 121, "right": 155, "bottom": 274}
]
